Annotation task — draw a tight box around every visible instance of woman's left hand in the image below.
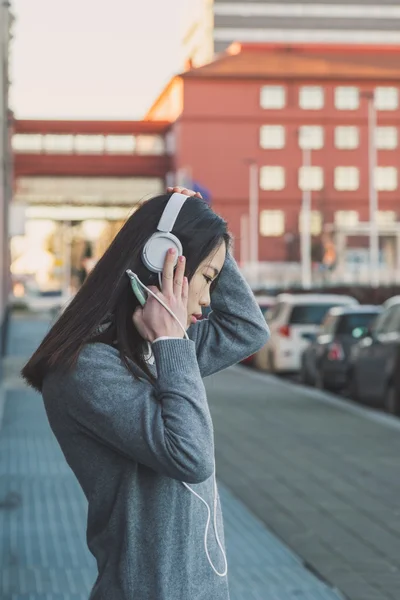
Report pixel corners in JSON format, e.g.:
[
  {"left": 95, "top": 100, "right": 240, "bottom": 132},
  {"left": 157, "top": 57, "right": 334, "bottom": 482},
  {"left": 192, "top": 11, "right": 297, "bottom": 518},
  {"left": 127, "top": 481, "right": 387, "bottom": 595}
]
[{"left": 167, "top": 186, "right": 203, "bottom": 199}]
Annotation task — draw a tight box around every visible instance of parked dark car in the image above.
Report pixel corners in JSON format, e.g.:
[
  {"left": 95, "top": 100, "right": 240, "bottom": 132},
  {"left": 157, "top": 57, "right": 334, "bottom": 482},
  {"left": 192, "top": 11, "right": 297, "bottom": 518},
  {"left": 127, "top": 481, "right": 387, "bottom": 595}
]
[
  {"left": 348, "top": 297, "right": 400, "bottom": 415},
  {"left": 300, "top": 305, "right": 382, "bottom": 391}
]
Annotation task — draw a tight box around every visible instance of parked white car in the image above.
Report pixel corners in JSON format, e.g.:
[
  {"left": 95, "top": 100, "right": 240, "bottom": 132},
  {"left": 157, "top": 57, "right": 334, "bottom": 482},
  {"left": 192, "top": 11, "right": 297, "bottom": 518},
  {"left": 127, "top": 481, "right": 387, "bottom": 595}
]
[{"left": 253, "top": 293, "right": 358, "bottom": 374}]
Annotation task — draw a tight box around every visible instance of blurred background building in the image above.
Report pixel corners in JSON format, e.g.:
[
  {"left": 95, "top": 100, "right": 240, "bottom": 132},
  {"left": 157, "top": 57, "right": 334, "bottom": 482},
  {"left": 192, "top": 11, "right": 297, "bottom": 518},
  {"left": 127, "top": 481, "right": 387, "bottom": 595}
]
[
  {"left": 180, "top": 0, "right": 214, "bottom": 69},
  {"left": 0, "top": 1, "right": 12, "bottom": 355},
  {"left": 146, "top": 42, "right": 400, "bottom": 286},
  {"left": 213, "top": 0, "right": 400, "bottom": 53}
]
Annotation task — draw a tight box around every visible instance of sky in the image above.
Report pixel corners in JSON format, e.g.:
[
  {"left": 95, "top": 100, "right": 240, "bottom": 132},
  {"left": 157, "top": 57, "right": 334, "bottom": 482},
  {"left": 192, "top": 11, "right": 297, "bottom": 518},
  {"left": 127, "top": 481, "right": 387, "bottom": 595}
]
[{"left": 10, "top": 0, "right": 185, "bottom": 120}]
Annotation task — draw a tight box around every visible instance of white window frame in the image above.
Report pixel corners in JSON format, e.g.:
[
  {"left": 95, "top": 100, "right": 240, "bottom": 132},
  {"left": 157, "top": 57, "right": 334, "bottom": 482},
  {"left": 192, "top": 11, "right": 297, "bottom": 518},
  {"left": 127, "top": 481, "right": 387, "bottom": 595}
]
[
  {"left": 260, "top": 125, "right": 285, "bottom": 149},
  {"left": 260, "top": 85, "right": 286, "bottom": 109},
  {"left": 75, "top": 135, "right": 105, "bottom": 153},
  {"left": 299, "top": 126, "right": 324, "bottom": 150},
  {"left": 376, "top": 127, "right": 398, "bottom": 150},
  {"left": 299, "top": 211, "right": 322, "bottom": 235},
  {"left": 298, "top": 166, "right": 324, "bottom": 191},
  {"left": 374, "top": 166, "right": 398, "bottom": 191},
  {"left": 334, "top": 86, "right": 360, "bottom": 110},
  {"left": 334, "top": 126, "right": 359, "bottom": 150},
  {"left": 260, "top": 166, "right": 285, "bottom": 191},
  {"left": 334, "top": 211, "right": 359, "bottom": 228},
  {"left": 105, "top": 135, "right": 136, "bottom": 154},
  {"left": 377, "top": 211, "right": 396, "bottom": 225},
  {"left": 260, "top": 210, "right": 285, "bottom": 236},
  {"left": 12, "top": 134, "right": 43, "bottom": 153},
  {"left": 299, "top": 86, "right": 324, "bottom": 110},
  {"left": 374, "top": 87, "right": 399, "bottom": 111},
  {"left": 43, "top": 134, "right": 74, "bottom": 153},
  {"left": 334, "top": 167, "right": 360, "bottom": 191}
]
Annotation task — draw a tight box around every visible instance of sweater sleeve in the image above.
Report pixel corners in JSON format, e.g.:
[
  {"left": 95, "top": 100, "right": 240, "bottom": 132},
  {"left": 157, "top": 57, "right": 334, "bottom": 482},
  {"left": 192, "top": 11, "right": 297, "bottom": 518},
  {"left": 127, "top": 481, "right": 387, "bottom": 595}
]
[
  {"left": 65, "top": 341, "right": 215, "bottom": 484},
  {"left": 187, "top": 251, "right": 270, "bottom": 377}
]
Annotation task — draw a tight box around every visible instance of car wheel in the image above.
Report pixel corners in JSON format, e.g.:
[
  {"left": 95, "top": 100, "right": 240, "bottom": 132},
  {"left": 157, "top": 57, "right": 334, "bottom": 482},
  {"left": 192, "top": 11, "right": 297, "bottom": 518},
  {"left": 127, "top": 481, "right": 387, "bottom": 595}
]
[
  {"left": 266, "top": 350, "right": 276, "bottom": 374},
  {"left": 299, "top": 360, "right": 310, "bottom": 385},
  {"left": 385, "top": 382, "right": 400, "bottom": 416},
  {"left": 315, "top": 369, "right": 325, "bottom": 391},
  {"left": 347, "top": 368, "right": 360, "bottom": 403}
]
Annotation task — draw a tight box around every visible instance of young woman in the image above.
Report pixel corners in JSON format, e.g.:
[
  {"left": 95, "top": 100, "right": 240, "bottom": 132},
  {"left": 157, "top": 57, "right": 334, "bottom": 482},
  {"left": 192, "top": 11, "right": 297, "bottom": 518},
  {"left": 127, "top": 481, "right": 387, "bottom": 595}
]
[{"left": 22, "top": 187, "right": 269, "bottom": 600}]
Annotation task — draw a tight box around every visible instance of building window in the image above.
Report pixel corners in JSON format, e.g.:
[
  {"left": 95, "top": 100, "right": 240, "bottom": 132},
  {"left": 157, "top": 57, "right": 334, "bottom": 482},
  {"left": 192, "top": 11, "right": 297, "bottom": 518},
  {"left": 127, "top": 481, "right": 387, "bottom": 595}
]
[
  {"left": 335, "top": 126, "right": 359, "bottom": 149},
  {"left": 334, "top": 167, "right": 360, "bottom": 191},
  {"left": 298, "top": 166, "right": 323, "bottom": 191},
  {"left": 299, "top": 86, "right": 324, "bottom": 110},
  {"left": 375, "top": 87, "right": 399, "bottom": 111},
  {"left": 12, "top": 134, "right": 42, "bottom": 153},
  {"left": 75, "top": 135, "right": 105, "bottom": 153},
  {"left": 260, "top": 210, "right": 285, "bottom": 236},
  {"left": 260, "top": 86, "right": 286, "bottom": 109},
  {"left": 136, "top": 135, "right": 165, "bottom": 155},
  {"left": 105, "top": 135, "right": 136, "bottom": 154},
  {"left": 299, "top": 211, "right": 322, "bottom": 235},
  {"left": 376, "top": 127, "right": 398, "bottom": 150},
  {"left": 335, "top": 86, "right": 359, "bottom": 110},
  {"left": 375, "top": 166, "right": 397, "bottom": 191},
  {"left": 260, "top": 166, "right": 285, "bottom": 190},
  {"left": 43, "top": 135, "right": 74, "bottom": 153},
  {"left": 299, "top": 126, "right": 324, "bottom": 150},
  {"left": 377, "top": 211, "right": 396, "bottom": 225},
  {"left": 260, "top": 125, "right": 285, "bottom": 149},
  {"left": 335, "top": 211, "right": 359, "bottom": 228}
]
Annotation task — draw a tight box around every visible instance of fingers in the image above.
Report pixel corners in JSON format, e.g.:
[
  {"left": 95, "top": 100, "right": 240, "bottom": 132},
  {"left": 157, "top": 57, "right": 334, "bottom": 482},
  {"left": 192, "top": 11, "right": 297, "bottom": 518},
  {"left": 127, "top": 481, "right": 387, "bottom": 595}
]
[
  {"left": 167, "top": 186, "right": 203, "bottom": 199},
  {"left": 162, "top": 247, "right": 176, "bottom": 296},
  {"left": 182, "top": 276, "right": 188, "bottom": 306},
  {"left": 173, "top": 255, "right": 186, "bottom": 296}
]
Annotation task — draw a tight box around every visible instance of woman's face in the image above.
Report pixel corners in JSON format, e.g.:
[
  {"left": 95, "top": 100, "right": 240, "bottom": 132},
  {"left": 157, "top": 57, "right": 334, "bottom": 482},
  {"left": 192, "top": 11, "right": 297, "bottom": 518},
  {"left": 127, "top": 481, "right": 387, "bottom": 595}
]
[{"left": 187, "top": 242, "right": 227, "bottom": 327}]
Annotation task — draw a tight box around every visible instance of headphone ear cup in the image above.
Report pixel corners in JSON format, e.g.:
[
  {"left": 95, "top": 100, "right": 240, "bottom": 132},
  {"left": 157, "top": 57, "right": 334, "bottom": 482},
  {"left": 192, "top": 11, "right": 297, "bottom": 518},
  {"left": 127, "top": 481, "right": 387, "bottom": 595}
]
[{"left": 142, "top": 232, "right": 183, "bottom": 273}]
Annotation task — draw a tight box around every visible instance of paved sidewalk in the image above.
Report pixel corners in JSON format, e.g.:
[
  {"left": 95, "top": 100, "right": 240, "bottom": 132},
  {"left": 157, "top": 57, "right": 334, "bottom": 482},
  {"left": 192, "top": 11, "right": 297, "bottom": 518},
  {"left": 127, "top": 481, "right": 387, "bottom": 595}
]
[
  {"left": 205, "top": 365, "right": 400, "bottom": 600},
  {"left": 0, "top": 314, "right": 343, "bottom": 600}
]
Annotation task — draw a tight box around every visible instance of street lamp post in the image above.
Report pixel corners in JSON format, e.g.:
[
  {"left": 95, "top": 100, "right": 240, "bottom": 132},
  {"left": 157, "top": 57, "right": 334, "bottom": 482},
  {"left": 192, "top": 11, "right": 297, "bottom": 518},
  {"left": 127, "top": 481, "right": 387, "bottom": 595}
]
[
  {"left": 300, "top": 145, "right": 312, "bottom": 289},
  {"left": 365, "top": 92, "right": 380, "bottom": 288},
  {"left": 248, "top": 161, "right": 259, "bottom": 268}
]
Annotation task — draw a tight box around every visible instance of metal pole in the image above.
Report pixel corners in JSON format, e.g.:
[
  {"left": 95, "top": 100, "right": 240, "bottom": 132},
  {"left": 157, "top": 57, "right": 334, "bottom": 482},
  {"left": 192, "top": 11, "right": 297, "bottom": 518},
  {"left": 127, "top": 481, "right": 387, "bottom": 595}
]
[
  {"left": 240, "top": 213, "right": 249, "bottom": 267},
  {"left": 300, "top": 147, "right": 312, "bottom": 289},
  {"left": 64, "top": 221, "right": 72, "bottom": 297},
  {"left": 368, "top": 95, "right": 379, "bottom": 288},
  {"left": 248, "top": 162, "right": 259, "bottom": 267}
]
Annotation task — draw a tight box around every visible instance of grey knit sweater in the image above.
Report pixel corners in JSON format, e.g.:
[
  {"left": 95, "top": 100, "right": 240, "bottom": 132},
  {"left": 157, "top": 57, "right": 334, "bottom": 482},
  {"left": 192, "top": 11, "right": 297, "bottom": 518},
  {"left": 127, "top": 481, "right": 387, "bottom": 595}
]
[{"left": 42, "top": 252, "right": 270, "bottom": 600}]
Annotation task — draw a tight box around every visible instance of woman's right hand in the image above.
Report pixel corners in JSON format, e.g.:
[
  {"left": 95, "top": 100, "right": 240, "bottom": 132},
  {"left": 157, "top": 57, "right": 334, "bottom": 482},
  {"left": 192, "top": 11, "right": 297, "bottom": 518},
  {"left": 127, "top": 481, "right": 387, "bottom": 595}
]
[{"left": 132, "top": 249, "right": 189, "bottom": 342}]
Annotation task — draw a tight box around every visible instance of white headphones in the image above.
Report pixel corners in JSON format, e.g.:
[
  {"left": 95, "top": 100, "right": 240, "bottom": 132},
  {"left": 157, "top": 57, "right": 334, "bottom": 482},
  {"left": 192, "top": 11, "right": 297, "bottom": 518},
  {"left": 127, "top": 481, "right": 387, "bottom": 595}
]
[{"left": 142, "top": 192, "right": 188, "bottom": 273}]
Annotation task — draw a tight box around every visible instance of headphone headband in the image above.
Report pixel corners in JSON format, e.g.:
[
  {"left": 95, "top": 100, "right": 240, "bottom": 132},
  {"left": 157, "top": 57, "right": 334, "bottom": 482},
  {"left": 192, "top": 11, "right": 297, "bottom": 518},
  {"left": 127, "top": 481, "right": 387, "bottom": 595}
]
[{"left": 157, "top": 192, "right": 188, "bottom": 233}]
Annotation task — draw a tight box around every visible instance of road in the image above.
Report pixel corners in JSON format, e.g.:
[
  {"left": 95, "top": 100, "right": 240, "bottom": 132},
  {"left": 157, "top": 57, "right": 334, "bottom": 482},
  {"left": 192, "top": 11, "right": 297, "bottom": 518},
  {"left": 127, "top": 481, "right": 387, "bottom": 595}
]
[{"left": 205, "top": 365, "right": 400, "bottom": 600}]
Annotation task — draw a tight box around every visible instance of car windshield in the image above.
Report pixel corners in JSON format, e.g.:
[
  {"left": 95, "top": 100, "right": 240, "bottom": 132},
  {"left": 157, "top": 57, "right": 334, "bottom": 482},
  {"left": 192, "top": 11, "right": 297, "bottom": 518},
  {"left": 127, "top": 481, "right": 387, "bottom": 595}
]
[
  {"left": 336, "top": 313, "right": 378, "bottom": 336},
  {"left": 289, "top": 304, "right": 339, "bottom": 325}
]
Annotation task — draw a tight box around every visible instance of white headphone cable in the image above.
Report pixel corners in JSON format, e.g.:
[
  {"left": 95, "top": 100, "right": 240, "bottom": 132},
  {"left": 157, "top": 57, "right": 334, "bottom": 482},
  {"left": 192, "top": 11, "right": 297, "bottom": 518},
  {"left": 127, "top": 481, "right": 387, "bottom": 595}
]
[
  {"left": 128, "top": 271, "right": 189, "bottom": 340},
  {"left": 128, "top": 271, "right": 228, "bottom": 577}
]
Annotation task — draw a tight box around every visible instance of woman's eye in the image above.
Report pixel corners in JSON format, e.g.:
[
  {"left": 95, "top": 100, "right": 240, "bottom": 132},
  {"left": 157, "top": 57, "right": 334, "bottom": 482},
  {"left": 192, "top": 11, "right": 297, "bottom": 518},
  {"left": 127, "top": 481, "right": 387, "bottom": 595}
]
[{"left": 203, "top": 275, "right": 213, "bottom": 285}]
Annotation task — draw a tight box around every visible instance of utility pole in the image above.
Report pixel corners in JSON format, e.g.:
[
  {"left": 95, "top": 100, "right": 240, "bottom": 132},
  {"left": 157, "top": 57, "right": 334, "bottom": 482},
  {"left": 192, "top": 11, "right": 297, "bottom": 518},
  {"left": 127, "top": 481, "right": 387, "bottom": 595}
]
[
  {"left": 366, "top": 92, "right": 379, "bottom": 288},
  {"left": 300, "top": 146, "right": 312, "bottom": 289},
  {"left": 248, "top": 161, "right": 259, "bottom": 268}
]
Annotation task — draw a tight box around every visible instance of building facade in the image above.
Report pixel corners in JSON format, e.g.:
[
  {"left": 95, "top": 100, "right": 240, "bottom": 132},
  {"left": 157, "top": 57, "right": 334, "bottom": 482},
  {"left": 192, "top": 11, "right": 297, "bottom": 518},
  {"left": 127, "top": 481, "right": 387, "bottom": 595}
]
[
  {"left": 213, "top": 0, "right": 400, "bottom": 54},
  {"left": 146, "top": 43, "right": 400, "bottom": 275},
  {"left": 10, "top": 119, "right": 171, "bottom": 295},
  {"left": 0, "top": 1, "right": 12, "bottom": 355},
  {"left": 180, "top": 0, "right": 214, "bottom": 69}
]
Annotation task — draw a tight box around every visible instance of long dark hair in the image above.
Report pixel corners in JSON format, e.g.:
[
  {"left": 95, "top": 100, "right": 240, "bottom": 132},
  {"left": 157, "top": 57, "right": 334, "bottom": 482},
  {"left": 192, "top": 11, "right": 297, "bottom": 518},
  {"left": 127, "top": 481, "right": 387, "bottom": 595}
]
[{"left": 21, "top": 193, "right": 230, "bottom": 392}]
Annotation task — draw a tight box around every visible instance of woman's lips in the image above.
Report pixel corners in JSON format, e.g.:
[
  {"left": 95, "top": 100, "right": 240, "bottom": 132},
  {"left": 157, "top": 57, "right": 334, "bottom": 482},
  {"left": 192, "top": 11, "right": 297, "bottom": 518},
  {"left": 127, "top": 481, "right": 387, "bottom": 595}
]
[{"left": 191, "top": 314, "right": 203, "bottom": 324}]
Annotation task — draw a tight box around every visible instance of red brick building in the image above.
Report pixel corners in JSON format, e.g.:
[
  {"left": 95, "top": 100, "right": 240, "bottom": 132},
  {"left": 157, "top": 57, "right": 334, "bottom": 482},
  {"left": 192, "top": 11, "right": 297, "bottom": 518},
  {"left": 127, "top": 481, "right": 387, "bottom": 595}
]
[{"left": 146, "top": 43, "right": 400, "bottom": 265}]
